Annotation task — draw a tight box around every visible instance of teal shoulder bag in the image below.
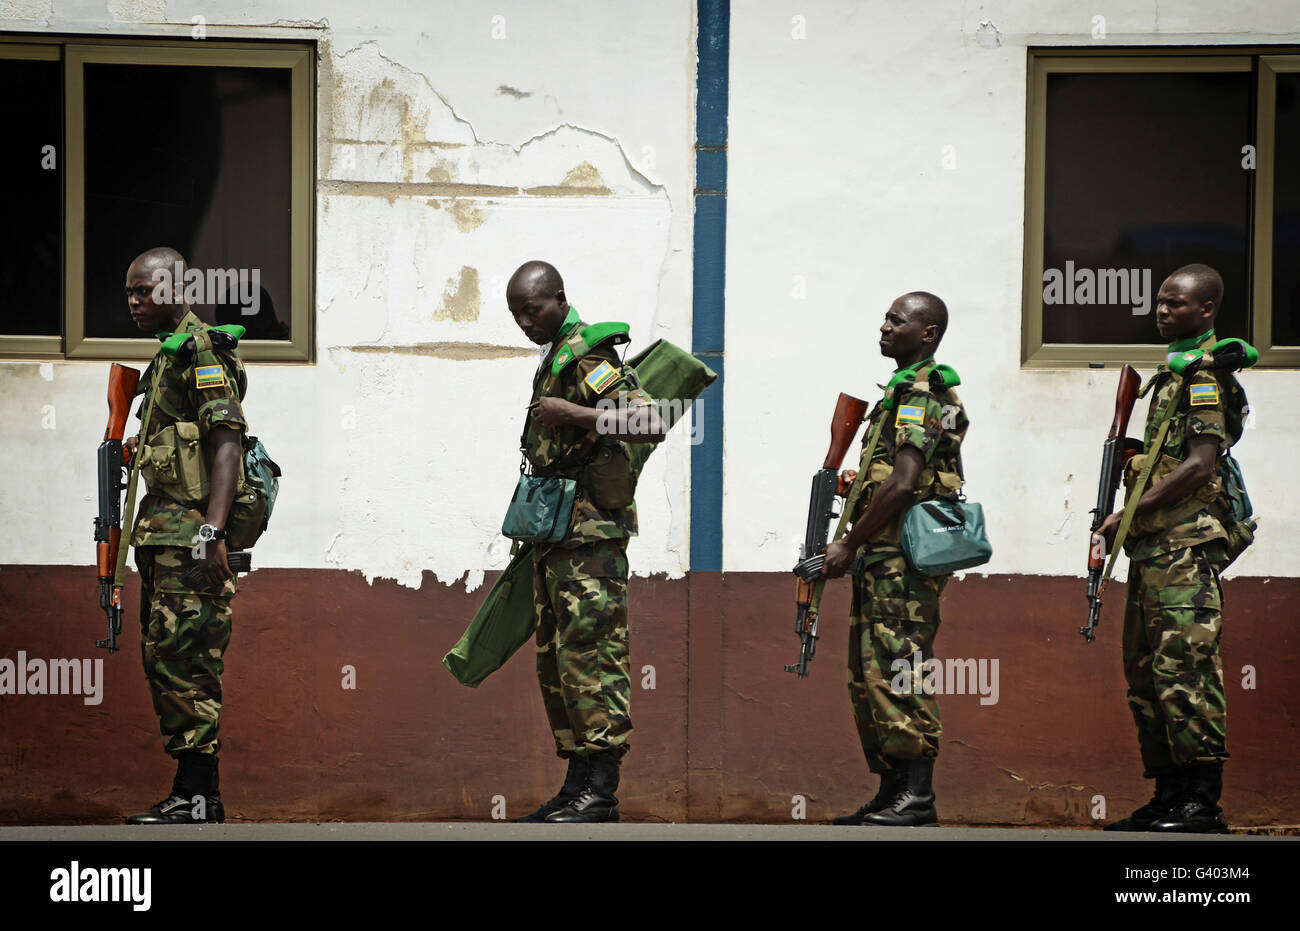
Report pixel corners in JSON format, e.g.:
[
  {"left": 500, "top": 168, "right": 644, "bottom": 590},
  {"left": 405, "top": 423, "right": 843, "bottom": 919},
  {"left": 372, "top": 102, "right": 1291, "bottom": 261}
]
[
  {"left": 501, "top": 402, "right": 581, "bottom": 544},
  {"left": 900, "top": 452, "right": 993, "bottom": 577}
]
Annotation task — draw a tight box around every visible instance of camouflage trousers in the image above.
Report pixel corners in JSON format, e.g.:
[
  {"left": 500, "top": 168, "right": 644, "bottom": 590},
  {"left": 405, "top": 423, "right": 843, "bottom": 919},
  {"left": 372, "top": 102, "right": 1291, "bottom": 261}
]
[
  {"left": 532, "top": 539, "right": 632, "bottom": 759},
  {"left": 136, "top": 545, "right": 235, "bottom": 757},
  {"left": 848, "top": 554, "right": 947, "bottom": 774},
  {"left": 1122, "top": 545, "right": 1228, "bottom": 775}
]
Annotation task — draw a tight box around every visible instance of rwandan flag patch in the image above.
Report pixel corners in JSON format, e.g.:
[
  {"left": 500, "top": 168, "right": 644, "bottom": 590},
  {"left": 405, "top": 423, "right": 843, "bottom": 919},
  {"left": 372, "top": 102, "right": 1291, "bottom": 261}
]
[
  {"left": 584, "top": 360, "right": 620, "bottom": 394},
  {"left": 1189, "top": 383, "right": 1219, "bottom": 406},
  {"left": 896, "top": 404, "right": 925, "bottom": 425},
  {"left": 195, "top": 364, "right": 226, "bottom": 390}
]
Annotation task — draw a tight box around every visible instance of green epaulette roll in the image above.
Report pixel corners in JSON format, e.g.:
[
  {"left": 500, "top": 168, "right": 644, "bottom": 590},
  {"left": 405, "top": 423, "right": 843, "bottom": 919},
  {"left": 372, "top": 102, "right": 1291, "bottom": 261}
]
[{"left": 442, "top": 338, "right": 716, "bottom": 687}]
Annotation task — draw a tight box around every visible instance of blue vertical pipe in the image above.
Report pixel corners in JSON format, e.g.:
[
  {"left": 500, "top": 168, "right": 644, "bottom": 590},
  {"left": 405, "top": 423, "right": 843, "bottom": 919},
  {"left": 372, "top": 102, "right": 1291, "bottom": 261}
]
[{"left": 691, "top": 0, "right": 728, "bottom": 571}]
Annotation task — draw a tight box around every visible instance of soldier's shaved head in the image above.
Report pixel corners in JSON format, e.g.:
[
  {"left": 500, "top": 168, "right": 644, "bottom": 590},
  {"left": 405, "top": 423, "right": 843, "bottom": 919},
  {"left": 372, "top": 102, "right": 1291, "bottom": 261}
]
[
  {"left": 899, "top": 291, "right": 948, "bottom": 343},
  {"left": 506, "top": 260, "right": 570, "bottom": 345},
  {"left": 508, "top": 260, "right": 565, "bottom": 302},
  {"left": 1166, "top": 263, "right": 1223, "bottom": 312},
  {"left": 129, "top": 246, "right": 187, "bottom": 277}
]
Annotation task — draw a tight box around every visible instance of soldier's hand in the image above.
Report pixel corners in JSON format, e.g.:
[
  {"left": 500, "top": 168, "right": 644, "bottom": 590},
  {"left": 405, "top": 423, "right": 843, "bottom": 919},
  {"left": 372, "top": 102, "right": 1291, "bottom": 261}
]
[
  {"left": 197, "top": 539, "right": 233, "bottom": 588},
  {"left": 822, "top": 539, "right": 853, "bottom": 580},
  {"left": 125, "top": 435, "right": 139, "bottom": 454},
  {"left": 532, "top": 397, "right": 578, "bottom": 427},
  {"left": 1094, "top": 511, "right": 1122, "bottom": 548}
]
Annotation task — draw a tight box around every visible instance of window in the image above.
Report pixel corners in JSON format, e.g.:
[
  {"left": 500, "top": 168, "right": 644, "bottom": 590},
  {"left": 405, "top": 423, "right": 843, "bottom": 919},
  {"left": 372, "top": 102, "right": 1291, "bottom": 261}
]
[
  {"left": 1024, "top": 50, "right": 1300, "bottom": 368},
  {"left": 0, "top": 36, "right": 314, "bottom": 362}
]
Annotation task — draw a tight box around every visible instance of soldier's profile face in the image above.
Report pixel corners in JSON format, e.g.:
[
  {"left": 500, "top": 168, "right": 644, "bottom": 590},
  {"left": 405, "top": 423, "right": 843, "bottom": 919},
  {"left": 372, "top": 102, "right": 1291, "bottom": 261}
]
[
  {"left": 124, "top": 261, "right": 178, "bottom": 333},
  {"left": 878, "top": 298, "right": 926, "bottom": 361},
  {"left": 1155, "top": 277, "right": 1212, "bottom": 342},
  {"left": 507, "top": 278, "right": 566, "bottom": 345}
]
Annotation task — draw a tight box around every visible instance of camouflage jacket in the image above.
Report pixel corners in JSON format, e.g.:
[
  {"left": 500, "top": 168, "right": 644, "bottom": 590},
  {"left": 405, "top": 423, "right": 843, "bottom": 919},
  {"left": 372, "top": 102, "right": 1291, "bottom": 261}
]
[
  {"left": 850, "top": 359, "right": 969, "bottom": 561},
  {"left": 525, "top": 312, "right": 653, "bottom": 546},
  {"left": 1124, "top": 350, "right": 1246, "bottom": 562},
  {"left": 131, "top": 309, "right": 248, "bottom": 547}
]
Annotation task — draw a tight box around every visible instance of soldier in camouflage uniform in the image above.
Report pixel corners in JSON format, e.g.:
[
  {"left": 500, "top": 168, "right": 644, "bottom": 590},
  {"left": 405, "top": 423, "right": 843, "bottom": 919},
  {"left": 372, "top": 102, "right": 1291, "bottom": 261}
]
[
  {"left": 1096, "top": 264, "right": 1248, "bottom": 833},
  {"left": 822, "top": 292, "right": 968, "bottom": 827},
  {"left": 505, "top": 261, "right": 664, "bottom": 823},
  {"left": 120, "top": 247, "right": 248, "bottom": 825}
]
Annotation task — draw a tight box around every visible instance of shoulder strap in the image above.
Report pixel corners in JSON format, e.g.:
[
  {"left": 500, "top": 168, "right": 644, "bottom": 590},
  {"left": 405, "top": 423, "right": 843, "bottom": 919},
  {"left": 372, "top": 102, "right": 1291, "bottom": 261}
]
[
  {"left": 1097, "top": 372, "right": 1187, "bottom": 593},
  {"left": 112, "top": 354, "right": 167, "bottom": 587}
]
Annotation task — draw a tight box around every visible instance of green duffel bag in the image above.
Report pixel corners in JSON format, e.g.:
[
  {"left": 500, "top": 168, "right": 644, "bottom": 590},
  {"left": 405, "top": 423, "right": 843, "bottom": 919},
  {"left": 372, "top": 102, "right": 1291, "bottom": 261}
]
[
  {"left": 900, "top": 497, "right": 993, "bottom": 577},
  {"left": 441, "top": 542, "right": 537, "bottom": 688}
]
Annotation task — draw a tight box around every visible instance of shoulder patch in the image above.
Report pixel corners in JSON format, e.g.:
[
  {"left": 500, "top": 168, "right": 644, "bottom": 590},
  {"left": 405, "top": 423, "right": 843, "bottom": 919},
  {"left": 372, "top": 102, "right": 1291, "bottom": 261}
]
[
  {"left": 896, "top": 404, "right": 925, "bottom": 425},
  {"left": 195, "top": 364, "right": 226, "bottom": 390},
  {"left": 584, "top": 360, "right": 620, "bottom": 394},
  {"left": 1189, "top": 383, "right": 1220, "bottom": 406}
]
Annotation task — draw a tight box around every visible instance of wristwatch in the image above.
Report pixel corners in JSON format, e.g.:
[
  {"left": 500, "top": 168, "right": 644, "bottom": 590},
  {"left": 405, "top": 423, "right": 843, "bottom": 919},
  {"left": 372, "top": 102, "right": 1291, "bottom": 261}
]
[{"left": 197, "top": 524, "right": 226, "bottom": 543}]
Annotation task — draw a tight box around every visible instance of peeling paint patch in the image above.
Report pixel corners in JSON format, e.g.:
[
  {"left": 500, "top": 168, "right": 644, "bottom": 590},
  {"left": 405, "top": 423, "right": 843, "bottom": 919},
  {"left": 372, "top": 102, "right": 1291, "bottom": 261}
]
[
  {"left": 106, "top": 0, "right": 166, "bottom": 21},
  {"left": 449, "top": 200, "right": 487, "bottom": 232},
  {"left": 524, "top": 161, "right": 612, "bottom": 197},
  {"left": 435, "top": 267, "right": 480, "bottom": 322},
  {"left": 331, "top": 342, "right": 533, "bottom": 362}
]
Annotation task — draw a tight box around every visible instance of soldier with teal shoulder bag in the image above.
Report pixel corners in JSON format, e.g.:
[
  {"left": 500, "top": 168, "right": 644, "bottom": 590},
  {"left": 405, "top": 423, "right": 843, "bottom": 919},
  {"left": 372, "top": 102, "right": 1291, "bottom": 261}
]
[
  {"left": 112, "top": 248, "right": 279, "bottom": 827},
  {"left": 1093, "top": 264, "right": 1256, "bottom": 835},
  {"left": 819, "top": 291, "right": 986, "bottom": 828}
]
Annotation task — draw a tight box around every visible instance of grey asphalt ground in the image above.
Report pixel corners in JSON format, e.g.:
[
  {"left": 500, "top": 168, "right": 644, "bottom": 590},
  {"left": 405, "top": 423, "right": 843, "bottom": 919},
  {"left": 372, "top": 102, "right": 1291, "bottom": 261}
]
[{"left": 1, "top": 823, "right": 1293, "bottom": 841}]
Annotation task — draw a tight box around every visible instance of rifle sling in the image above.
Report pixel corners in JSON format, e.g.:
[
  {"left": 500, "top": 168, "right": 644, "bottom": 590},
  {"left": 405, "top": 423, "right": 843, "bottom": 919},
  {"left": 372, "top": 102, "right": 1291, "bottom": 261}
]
[
  {"left": 1098, "top": 371, "right": 1187, "bottom": 595},
  {"left": 807, "top": 408, "right": 889, "bottom": 617},
  {"left": 113, "top": 355, "right": 166, "bottom": 589}
]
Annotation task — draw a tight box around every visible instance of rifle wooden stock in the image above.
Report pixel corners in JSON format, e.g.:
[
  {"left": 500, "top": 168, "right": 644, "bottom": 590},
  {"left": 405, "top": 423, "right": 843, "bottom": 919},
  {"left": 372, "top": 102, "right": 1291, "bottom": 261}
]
[
  {"left": 103, "top": 363, "right": 141, "bottom": 443},
  {"left": 823, "top": 393, "right": 871, "bottom": 469},
  {"left": 1108, "top": 365, "right": 1142, "bottom": 442}
]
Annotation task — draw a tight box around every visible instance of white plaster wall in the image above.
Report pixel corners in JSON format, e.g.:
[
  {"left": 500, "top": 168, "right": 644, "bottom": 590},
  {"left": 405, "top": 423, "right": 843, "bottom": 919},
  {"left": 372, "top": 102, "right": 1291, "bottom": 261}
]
[
  {"left": 0, "top": 1, "right": 695, "bottom": 588},
  {"left": 726, "top": 0, "right": 1300, "bottom": 578}
]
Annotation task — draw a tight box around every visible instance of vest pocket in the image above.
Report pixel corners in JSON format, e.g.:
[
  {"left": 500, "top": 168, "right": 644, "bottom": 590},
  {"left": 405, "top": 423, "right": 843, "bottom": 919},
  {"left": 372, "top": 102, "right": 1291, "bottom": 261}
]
[{"left": 141, "top": 421, "right": 210, "bottom": 506}]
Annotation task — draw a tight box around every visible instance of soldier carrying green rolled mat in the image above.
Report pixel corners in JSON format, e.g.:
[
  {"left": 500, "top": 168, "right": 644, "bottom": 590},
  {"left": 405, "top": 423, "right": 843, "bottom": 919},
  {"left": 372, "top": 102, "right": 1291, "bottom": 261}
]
[{"left": 503, "top": 260, "right": 666, "bottom": 823}]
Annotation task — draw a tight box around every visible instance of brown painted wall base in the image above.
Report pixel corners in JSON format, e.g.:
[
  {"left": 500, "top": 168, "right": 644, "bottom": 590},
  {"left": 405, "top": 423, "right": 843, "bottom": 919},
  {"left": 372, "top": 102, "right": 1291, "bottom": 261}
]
[{"left": 1, "top": 565, "right": 1296, "bottom": 827}]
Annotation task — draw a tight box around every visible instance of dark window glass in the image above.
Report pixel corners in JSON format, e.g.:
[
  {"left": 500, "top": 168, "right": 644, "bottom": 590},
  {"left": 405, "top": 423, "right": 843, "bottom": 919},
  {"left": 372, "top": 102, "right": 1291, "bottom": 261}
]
[
  {"left": 83, "top": 63, "right": 292, "bottom": 340},
  {"left": 1042, "top": 72, "right": 1251, "bottom": 345},
  {"left": 1272, "top": 71, "right": 1300, "bottom": 346},
  {"left": 0, "top": 58, "right": 61, "bottom": 336}
]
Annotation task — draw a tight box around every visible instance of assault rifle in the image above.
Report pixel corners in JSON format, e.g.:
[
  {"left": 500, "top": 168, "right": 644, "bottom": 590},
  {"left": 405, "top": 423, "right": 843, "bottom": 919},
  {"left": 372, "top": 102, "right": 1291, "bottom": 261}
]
[
  {"left": 94, "top": 364, "right": 141, "bottom": 653},
  {"left": 1083, "top": 365, "right": 1142, "bottom": 642},
  {"left": 788, "top": 393, "right": 870, "bottom": 677}
]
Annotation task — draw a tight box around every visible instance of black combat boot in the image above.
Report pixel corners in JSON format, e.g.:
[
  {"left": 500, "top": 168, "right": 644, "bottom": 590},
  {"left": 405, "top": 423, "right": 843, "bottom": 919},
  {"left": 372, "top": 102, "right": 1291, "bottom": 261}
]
[
  {"left": 1103, "top": 768, "right": 1188, "bottom": 831},
  {"left": 545, "top": 750, "right": 620, "bottom": 823},
  {"left": 1150, "top": 762, "right": 1229, "bottom": 834},
  {"left": 125, "top": 752, "right": 225, "bottom": 825},
  {"left": 862, "top": 757, "right": 938, "bottom": 827},
  {"left": 832, "top": 770, "right": 900, "bottom": 825},
  {"left": 511, "top": 755, "right": 591, "bottom": 823}
]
